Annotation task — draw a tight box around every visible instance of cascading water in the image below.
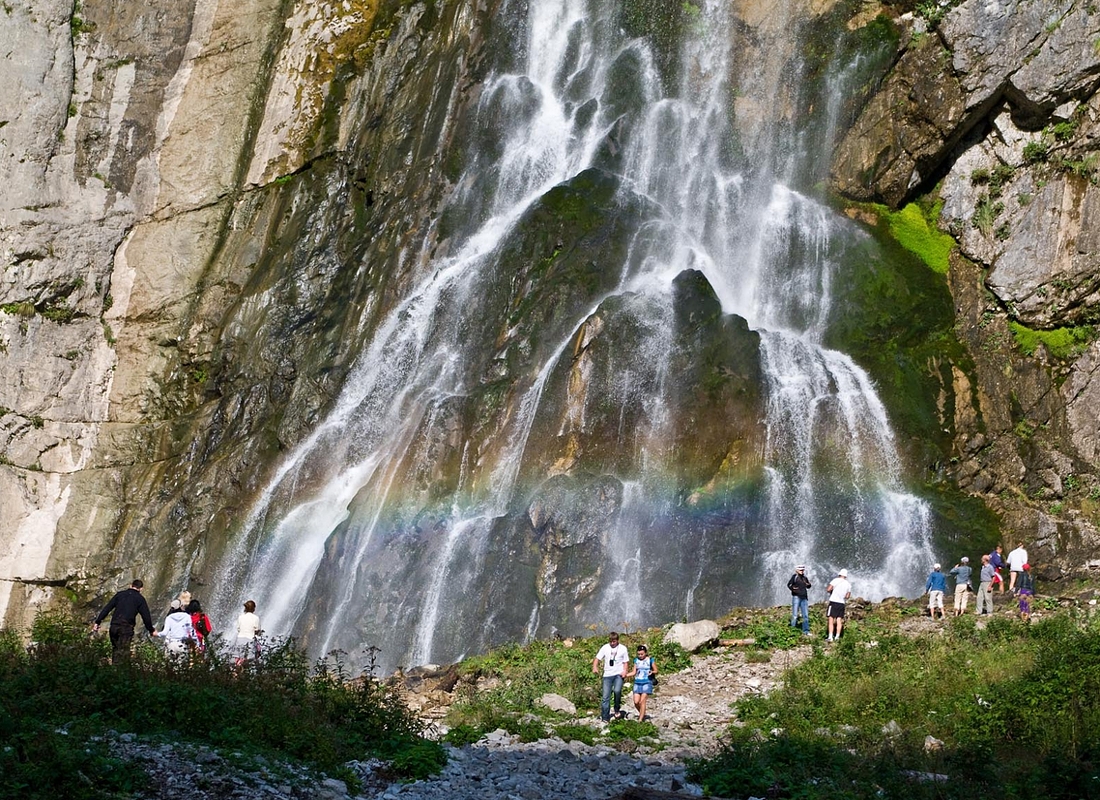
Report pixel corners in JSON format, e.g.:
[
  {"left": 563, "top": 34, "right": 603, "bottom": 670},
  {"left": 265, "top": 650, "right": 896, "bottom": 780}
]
[{"left": 211, "top": 0, "right": 934, "bottom": 671}]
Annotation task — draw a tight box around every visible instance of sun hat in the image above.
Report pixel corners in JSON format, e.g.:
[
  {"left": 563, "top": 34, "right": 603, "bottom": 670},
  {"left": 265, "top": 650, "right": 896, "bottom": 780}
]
[{"left": 839, "top": 568, "right": 848, "bottom": 577}]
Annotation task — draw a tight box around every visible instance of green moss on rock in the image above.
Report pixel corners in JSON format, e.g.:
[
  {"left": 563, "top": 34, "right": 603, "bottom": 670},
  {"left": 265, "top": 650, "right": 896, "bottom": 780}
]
[
  {"left": 1009, "top": 321, "right": 1097, "bottom": 359},
  {"left": 882, "top": 201, "right": 955, "bottom": 274}
]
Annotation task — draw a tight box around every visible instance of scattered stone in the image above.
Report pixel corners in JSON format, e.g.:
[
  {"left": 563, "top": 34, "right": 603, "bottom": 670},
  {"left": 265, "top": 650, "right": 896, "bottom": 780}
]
[
  {"left": 537, "top": 693, "right": 577, "bottom": 715},
  {"left": 924, "top": 735, "right": 944, "bottom": 752},
  {"left": 882, "top": 720, "right": 903, "bottom": 737},
  {"left": 664, "top": 621, "right": 720, "bottom": 652}
]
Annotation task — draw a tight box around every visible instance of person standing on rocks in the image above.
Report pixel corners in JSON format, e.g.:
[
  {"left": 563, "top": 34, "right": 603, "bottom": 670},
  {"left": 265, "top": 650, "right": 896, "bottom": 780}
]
[
  {"left": 592, "top": 631, "right": 629, "bottom": 721},
  {"left": 626, "top": 644, "right": 657, "bottom": 722},
  {"left": 825, "top": 569, "right": 852, "bottom": 642},
  {"left": 949, "top": 557, "right": 972, "bottom": 616},
  {"left": 92, "top": 579, "right": 157, "bottom": 663},
  {"left": 1007, "top": 542, "right": 1028, "bottom": 592},
  {"left": 924, "top": 563, "right": 947, "bottom": 620},
  {"left": 786, "top": 565, "right": 812, "bottom": 635},
  {"left": 975, "top": 554, "right": 995, "bottom": 615},
  {"left": 989, "top": 545, "right": 1006, "bottom": 592},
  {"left": 1016, "top": 563, "right": 1035, "bottom": 621}
]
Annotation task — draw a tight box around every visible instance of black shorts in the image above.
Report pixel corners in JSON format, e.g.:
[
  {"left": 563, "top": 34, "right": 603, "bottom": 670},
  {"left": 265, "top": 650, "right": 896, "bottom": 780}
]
[{"left": 827, "top": 601, "right": 847, "bottom": 618}]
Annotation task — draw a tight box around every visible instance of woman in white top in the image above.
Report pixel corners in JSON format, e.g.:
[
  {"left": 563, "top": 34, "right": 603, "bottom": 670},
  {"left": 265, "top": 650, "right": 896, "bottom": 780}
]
[
  {"left": 235, "top": 599, "right": 262, "bottom": 664},
  {"left": 161, "top": 599, "right": 196, "bottom": 657}
]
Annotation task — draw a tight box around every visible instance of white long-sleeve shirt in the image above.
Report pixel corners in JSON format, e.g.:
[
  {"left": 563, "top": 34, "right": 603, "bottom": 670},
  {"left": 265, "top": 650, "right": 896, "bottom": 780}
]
[{"left": 161, "top": 610, "right": 195, "bottom": 642}]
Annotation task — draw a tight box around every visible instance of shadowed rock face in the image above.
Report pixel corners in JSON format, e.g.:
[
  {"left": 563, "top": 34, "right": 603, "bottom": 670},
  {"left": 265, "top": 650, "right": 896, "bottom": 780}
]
[{"left": 831, "top": 0, "right": 1100, "bottom": 579}]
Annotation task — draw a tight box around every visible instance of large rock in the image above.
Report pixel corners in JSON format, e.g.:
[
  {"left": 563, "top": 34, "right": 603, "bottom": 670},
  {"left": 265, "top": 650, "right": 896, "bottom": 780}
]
[
  {"left": 664, "top": 620, "right": 720, "bottom": 652},
  {"left": 536, "top": 693, "right": 577, "bottom": 715}
]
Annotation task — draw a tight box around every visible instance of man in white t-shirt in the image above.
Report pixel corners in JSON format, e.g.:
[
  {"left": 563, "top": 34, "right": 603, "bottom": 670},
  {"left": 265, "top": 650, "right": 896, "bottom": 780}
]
[
  {"left": 1006, "top": 543, "right": 1028, "bottom": 591},
  {"left": 826, "top": 569, "right": 852, "bottom": 642},
  {"left": 592, "top": 631, "right": 629, "bottom": 721}
]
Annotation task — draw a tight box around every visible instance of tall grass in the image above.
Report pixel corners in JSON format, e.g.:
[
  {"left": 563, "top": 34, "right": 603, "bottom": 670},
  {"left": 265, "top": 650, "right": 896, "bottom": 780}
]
[
  {"left": 0, "top": 611, "right": 443, "bottom": 800},
  {"left": 689, "top": 612, "right": 1100, "bottom": 798}
]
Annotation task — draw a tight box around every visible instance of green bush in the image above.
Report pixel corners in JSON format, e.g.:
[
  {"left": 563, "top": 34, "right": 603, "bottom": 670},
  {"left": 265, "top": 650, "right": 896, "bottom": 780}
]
[
  {"left": 0, "top": 612, "right": 440, "bottom": 799},
  {"left": 690, "top": 612, "right": 1100, "bottom": 798},
  {"left": 605, "top": 718, "right": 658, "bottom": 742},
  {"left": 553, "top": 722, "right": 599, "bottom": 745}
]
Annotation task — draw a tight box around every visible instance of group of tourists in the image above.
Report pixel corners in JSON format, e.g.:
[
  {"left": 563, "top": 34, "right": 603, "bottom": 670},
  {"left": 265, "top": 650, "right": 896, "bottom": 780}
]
[
  {"left": 92, "top": 579, "right": 263, "bottom": 664},
  {"left": 787, "top": 565, "right": 852, "bottom": 641},
  {"left": 784, "top": 542, "right": 1036, "bottom": 642},
  {"left": 927, "top": 541, "right": 1035, "bottom": 620}
]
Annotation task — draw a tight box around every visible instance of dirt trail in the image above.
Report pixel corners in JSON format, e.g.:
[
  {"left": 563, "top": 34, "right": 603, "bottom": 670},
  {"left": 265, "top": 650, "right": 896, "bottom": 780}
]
[{"left": 633, "top": 642, "right": 812, "bottom": 759}]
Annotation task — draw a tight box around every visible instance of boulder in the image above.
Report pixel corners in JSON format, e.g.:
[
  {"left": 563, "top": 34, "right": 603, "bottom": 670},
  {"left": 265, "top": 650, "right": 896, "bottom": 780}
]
[
  {"left": 537, "top": 693, "right": 577, "bottom": 715},
  {"left": 663, "top": 620, "right": 719, "bottom": 652}
]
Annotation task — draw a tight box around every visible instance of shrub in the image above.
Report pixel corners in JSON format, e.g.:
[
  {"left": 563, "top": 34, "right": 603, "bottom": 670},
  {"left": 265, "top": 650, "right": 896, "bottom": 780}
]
[
  {"left": 0, "top": 612, "right": 440, "bottom": 798},
  {"left": 691, "top": 612, "right": 1100, "bottom": 798}
]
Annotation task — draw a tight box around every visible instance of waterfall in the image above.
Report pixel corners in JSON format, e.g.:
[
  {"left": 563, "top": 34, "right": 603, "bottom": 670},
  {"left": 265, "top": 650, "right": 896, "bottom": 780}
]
[{"left": 211, "top": 0, "right": 933, "bottom": 671}]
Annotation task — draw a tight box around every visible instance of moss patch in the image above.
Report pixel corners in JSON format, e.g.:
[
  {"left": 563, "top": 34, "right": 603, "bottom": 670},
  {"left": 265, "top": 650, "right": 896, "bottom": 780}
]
[
  {"left": 1009, "top": 321, "right": 1096, "bottom": 359},
  {"left": 881, "top": 201, "right": 955, "bottom": 274}
]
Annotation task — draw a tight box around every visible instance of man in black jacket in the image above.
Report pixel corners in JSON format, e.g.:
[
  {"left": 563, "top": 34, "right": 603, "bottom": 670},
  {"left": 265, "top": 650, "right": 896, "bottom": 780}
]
[
  {"left": 92, "top": 579, "right": 157, "bottom": 662},
  {"left": 787, "top": 565, "right": 812, "bottom": 635}
]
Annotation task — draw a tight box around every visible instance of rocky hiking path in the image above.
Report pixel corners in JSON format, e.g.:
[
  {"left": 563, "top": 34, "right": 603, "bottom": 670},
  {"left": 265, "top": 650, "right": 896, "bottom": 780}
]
[{"left": 374, "top": 639, "right": 814, "bottom": 800}]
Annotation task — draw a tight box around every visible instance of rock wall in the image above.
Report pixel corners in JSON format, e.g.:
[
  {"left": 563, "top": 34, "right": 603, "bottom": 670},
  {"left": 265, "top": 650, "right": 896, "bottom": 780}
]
[
  {"left": 0, "top": 0, "right": 503, "bottom": 625},
  {"left": 831, "top": 0, "right": 1100, "bottom": 578},
  {"left": 3, "top": 0, "right": 1100, "bottom": 638}
]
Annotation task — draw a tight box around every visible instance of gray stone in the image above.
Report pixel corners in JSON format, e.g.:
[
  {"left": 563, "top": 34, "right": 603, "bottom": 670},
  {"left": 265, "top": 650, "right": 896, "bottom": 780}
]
[
  {"left": 663, "top": 621, "right": 720, "bottom": 653},
  {"left": 537, "top": 693, "right": 577, "bottom": 715}
]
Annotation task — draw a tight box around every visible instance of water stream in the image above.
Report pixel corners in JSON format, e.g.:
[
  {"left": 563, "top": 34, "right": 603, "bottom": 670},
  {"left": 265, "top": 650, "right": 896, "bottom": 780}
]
[{"left": 212, "top": 0, "right": 933, "bottom": 670}]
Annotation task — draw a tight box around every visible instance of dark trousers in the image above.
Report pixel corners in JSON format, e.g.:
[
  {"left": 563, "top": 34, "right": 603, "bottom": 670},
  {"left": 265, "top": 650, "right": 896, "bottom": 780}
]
[{"left": 109, "top": 623, "right": 135, "bottom": 663}]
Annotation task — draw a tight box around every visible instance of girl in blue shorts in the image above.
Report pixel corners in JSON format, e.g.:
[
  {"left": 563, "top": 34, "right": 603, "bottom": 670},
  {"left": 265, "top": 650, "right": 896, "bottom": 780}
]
[{"left": 627, "top": 645, "right": 657, "bottom": 722}]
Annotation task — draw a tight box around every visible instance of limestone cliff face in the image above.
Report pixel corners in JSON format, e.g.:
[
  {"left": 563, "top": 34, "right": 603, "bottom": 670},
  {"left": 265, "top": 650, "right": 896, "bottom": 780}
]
[
  {"left": 2, "top": 0, "right": 1098, "bottom": 645},
  {"left": 831, "top": 0, "right": 1100, "bottom": 578},
  {"left": 0, "top": 0, "right": 503, "bottom": 624}
]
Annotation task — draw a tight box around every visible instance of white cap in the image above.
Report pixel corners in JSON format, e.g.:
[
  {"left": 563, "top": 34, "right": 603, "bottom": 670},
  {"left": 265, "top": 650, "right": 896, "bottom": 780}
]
[
  {"left": 934, "top": 563, "right": 941, "bottom": 570},
  {"left": 839, "top": 568, "right": 848, "bottom": 577}
]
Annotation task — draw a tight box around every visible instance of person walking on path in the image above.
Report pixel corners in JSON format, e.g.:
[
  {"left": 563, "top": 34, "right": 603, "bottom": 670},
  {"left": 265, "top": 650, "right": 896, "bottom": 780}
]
[
  {"left": 235, "top": 600, "right": 262, "bottom": 666},
  {"left": 825, "top": 569, "right": 852, "bottom": 642},
  {"left": 626, "top": 644, "right": 657, "bottom": 722},
  {"left": 787, "top": 565, "right": 812, "bottom": 635},
  {"left": 187, "top": 599, "right": 213, "bottom": 653},
  {"left": 592, "top": 632, "right": 629, "bottom": 722},
  {"left": 160, "top": 599, "right": 195, "bottom": 659},
  {"left": 975, "top": 554, "right": 995, "bottom": 615},
  {"left": 1007, "top": 542, "right": 1028, "bottom": 592},
  {"left": 949, "top": 557, "right": 972, "bottom": 616},
  {"left": 92, "top": 579, "right": 157, "bottom": 663},
  {"left": 925, "top": 563, "right": 947, "bottom": 620},
  {"left": 990, "top": 545, "right": 1006, "bottom": 592},
  {"left": 1016, "top": 563, "right": 1035, "bottom": 621}
]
